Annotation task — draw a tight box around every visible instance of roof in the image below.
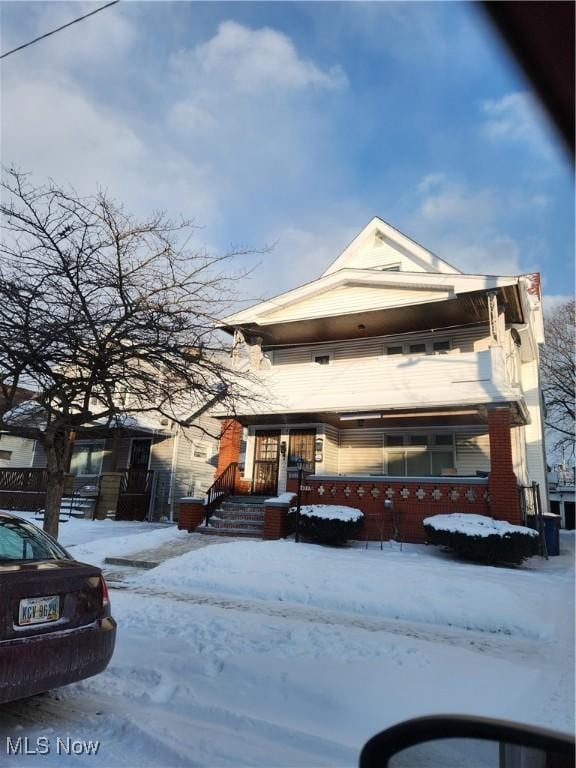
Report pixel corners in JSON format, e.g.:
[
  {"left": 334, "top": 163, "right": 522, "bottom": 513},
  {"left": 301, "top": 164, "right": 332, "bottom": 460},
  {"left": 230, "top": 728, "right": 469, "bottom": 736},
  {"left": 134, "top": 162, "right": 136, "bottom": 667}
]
[{"left": 220, "top": 217, "right": 525, "bottom": 330}]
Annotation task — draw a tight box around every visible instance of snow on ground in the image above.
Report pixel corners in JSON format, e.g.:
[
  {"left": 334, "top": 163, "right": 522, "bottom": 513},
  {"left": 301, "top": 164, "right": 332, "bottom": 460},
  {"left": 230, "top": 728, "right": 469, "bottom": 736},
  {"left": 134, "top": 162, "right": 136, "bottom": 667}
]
[
  {"left": 0, "top": 518, "right": 573, "bottom": 767},
  {"left": 7, "top": 510, "right": 186, "bottom": 566},
  {"left": 140, "top": 539, "right": 560, "bottom": 639}
]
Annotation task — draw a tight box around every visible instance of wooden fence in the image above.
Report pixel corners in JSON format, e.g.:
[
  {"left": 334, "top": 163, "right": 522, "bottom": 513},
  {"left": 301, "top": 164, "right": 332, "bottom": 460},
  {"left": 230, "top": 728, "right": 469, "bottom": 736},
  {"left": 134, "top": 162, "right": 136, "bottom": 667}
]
[{"left": 0, "top": 468, "right": 49, "bottom": 511}]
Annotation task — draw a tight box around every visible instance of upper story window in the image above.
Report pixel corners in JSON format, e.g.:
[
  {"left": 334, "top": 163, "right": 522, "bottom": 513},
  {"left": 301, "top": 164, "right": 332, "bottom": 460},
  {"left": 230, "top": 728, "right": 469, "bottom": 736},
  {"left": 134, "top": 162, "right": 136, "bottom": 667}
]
[
  {"left": 313, "top": 353, "right": 331, "bottom": 365},
  {"left": 385, "top": 339, "right": 452, "bottom": 356},
  {"left": 374, "top": 263, "right": 401, "bottom": 271},
  {"left": 192, "top": 441, "right": 210, "bottom": 460}
]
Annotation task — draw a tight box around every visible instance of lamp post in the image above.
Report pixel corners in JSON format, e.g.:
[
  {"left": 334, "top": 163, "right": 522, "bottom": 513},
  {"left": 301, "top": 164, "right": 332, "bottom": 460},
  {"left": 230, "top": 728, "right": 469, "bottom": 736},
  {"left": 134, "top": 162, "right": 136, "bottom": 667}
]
[{"left": 294, "top": 455, "right": 305, "bottom": 543}]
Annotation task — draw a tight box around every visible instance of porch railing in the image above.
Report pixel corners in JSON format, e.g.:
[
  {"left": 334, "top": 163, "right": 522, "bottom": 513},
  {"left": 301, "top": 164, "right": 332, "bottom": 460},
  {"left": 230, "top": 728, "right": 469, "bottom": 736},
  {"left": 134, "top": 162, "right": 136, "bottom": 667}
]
[
  {"left": 0, "top": 468, "right": 49, "bottom": 492},
  {"left": 205, "top": 462, "right": 238, "bottom": 526}
]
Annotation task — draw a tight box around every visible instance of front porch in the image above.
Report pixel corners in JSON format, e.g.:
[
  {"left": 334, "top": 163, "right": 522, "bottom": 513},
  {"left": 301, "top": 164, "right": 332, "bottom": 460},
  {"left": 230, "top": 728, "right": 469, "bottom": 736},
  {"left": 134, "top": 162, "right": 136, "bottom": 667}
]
[{"left": 178, "top": 404, "right": 524, "bottom": 542}]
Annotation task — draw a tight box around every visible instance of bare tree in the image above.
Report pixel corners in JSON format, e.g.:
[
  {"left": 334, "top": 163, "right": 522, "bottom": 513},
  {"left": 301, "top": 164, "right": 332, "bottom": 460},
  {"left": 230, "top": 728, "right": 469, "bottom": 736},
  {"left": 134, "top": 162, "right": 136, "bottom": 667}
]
[
  {"left": 541, "top": 298, "right": 575, "bottom": 459},
  {"left": 0, "top": 169, "right": 254, "bottom": 538}
]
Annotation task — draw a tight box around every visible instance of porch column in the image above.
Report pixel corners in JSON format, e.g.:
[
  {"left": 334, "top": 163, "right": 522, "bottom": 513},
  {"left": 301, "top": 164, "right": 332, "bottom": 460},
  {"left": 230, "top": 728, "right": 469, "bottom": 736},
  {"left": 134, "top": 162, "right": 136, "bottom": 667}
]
[
  {"left": 488, "top": 407, "right": 521, "bottom": 524},
  {"left": 216, "top": 419, "right": 243, "bottom": 475}
]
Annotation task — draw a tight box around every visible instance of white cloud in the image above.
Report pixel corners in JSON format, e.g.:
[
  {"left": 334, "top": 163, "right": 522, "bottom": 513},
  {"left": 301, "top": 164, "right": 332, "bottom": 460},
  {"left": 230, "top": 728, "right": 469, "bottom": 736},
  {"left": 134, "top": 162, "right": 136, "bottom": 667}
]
[
  {"left": 171, "top": 20, "right": 347, "bottom": 93},
  {"left": 1, "top": 2, "right": 135, "bottom": 72},
  {"left": 403, "top": 173, "right": 531, "bottom": 276},
  {"left": 542, "top": 294, "right": 574, "bottom": 315},
  {"left": 480, "top": 91, "right": 553, "bottom": 155},
  {"left": 419, "top": 183, "right": 496, "bottom": 226}
]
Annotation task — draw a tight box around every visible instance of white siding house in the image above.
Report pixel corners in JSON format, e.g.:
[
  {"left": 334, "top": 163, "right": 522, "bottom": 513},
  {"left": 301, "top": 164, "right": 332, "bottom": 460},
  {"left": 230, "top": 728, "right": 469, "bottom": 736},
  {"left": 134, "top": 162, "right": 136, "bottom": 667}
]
[{"left": 212, "top": 217, "right": 548, "bottom": 537}]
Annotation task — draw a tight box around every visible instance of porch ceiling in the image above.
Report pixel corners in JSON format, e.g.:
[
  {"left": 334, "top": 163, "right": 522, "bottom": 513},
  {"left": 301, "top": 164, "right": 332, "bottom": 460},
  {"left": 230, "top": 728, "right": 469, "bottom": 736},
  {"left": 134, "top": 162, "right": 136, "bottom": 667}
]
[
  {"left": 225, "top": 287, "right": 523, "bottom": 346},
  {"left": 233, "top": 403, "right": 525, "bottom": 429}
]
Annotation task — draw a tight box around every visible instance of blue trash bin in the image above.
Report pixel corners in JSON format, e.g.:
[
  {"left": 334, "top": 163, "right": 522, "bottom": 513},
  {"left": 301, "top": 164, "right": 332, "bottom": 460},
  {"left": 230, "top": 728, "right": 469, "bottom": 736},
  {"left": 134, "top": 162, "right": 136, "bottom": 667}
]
[{"left": 543, "top": 513, "right": 561, "bottom": 556}]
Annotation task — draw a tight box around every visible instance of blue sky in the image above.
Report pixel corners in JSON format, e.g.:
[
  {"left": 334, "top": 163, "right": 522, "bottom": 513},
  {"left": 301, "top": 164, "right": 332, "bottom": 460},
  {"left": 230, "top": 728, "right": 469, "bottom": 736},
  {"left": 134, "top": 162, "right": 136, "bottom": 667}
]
[{"left": 1, "top": 1, "right": 573, "bottom": 309}]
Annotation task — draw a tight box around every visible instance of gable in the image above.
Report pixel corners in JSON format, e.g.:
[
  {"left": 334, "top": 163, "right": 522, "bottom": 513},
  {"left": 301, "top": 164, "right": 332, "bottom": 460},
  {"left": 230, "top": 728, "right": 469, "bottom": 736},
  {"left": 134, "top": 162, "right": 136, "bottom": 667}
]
[
  {"left": 260, "top": 282, "right": 453, "bottom": 324},
  {"left": 322, "top": 217, "right": 461, "bottom": 277}
]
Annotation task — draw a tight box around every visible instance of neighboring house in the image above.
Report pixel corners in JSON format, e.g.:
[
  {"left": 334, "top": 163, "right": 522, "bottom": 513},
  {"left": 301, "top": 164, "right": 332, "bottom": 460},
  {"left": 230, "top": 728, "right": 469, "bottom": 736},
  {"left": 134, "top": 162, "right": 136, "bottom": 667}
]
[
  {"left": 210, "top": 217, "right": 548, "bottom": 542},
  {"left": 31, "top": 412, "right": 219, "bottom": 520},
  {"left": 0, "top": 386, "right": 37, "bottom": 469},
  {"left": 548, "top": 465, "right": 575, "bottom": 529}
]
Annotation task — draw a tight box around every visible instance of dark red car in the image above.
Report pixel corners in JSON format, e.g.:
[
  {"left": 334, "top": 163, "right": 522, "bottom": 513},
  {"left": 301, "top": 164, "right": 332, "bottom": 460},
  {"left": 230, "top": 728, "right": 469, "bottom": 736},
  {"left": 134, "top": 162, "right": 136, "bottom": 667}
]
[{"left": 0, "top": 512, "right": 116, "bottom": 705}]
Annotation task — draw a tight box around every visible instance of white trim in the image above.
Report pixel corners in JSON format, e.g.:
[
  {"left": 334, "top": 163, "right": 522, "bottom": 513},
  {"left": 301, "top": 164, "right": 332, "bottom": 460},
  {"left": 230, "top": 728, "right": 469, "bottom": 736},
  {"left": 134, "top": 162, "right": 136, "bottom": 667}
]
[
  {"left": 220, "top": 269, "right": 519, "bottom": 327},
  {"left": 322, "top": 217, "right": 462, "bottom": 277}
]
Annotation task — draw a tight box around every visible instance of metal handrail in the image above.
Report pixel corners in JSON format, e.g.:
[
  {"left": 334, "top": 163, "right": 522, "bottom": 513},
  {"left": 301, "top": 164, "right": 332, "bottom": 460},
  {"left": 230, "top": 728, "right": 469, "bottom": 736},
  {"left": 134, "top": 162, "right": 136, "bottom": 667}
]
[{"left": 205, "top": 462, "right": 238, "bottom": 526}]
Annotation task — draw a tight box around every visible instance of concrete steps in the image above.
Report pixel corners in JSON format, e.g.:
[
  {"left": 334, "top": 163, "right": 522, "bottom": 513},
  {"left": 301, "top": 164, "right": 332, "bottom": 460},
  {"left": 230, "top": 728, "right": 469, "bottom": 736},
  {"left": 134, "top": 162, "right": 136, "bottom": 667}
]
[{"left": 198, "top": 496, "right": 266, "bottom": 538}]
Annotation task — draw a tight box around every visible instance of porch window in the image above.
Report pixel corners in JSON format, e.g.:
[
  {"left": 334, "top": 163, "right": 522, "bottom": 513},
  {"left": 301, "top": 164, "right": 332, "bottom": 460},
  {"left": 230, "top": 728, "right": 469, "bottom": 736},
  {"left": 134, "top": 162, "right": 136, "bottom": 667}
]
[
  {"left": 70, "top": 442, "right": 104, "bottom": 476},
  {"left": 288, "top": 430, "right": 315, "bottom": 473},
  {"left": 409, "top": 343, "right": 426, "bottom": 355},
  {"left": 383, "top": 433, "right": 455, "bottom": 476}
]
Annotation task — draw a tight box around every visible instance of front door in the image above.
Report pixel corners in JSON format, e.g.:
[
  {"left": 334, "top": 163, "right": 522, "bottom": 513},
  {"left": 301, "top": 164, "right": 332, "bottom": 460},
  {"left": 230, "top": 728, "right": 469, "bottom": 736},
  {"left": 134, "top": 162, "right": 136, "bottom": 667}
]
[
  {"left": 252, "top": 431, "right": 280, "bottom": 495},
  {"left": 130, "top": 438, "right": 151, "bottom": 470},
  {"left": 127, "top": 438, "right": 152, "bottom": 491}
]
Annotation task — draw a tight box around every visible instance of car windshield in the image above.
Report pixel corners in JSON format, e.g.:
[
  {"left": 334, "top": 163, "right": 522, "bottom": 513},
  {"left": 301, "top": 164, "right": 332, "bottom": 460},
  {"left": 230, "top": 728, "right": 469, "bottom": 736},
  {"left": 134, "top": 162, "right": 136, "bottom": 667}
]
[{"left": 0, "top": 518, "right": 69, "bottom": 563}]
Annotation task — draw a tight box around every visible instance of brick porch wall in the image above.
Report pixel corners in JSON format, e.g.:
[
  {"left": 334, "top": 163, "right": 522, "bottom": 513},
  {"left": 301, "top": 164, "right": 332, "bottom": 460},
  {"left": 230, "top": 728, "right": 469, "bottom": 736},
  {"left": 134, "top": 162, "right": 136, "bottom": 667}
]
[
  {"left": 215, "top": 419, "right": 250, "bottom": 494},
  {"left": 488, "top": 407, "right": 522, "bottom": 524},
  {"left": 286, "top": 476, "right": 490, "bottom": 543}
]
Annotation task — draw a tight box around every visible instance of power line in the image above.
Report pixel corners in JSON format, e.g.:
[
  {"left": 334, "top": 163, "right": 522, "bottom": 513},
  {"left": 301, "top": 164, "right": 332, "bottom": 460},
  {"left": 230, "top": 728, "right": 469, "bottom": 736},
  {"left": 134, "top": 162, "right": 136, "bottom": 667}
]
[{"left": 0, "top": 0, "right": 120, "bottom": 61}]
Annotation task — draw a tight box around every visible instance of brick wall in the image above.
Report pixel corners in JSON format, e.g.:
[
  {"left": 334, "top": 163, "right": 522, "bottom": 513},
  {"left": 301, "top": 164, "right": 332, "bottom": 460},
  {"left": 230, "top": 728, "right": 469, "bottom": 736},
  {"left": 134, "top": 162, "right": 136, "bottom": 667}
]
[
  {"left": 263, "top": 502, "right": 292, "bottom": 540},
  {"left": 287, "top": 476, "right": 490, "bottom": 543},
  {"left": 215, "top": 419, "right": 250, "bottom": 494},
  {"left": 488, "top": 407, "right": 521, "bottom": 524},
  {"left": 216, "top": 420, "right": 243, "bottom": 474},
  {"left": 178, "top": 499, "right": 205, "bottom": 531}
]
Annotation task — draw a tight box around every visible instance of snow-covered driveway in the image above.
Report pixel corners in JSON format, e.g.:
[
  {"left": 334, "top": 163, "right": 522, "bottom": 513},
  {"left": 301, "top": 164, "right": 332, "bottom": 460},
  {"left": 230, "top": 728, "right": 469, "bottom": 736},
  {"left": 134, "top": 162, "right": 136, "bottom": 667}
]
[{"left": 0, "top": 524, "right": 573, "bottom": 767}]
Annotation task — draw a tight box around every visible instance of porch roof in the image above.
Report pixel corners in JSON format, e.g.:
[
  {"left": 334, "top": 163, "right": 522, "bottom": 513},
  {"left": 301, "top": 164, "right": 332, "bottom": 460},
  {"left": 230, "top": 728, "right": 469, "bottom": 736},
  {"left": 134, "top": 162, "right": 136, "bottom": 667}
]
[{"left": 220, "top": 277, "right": 526, "bottom": 346}]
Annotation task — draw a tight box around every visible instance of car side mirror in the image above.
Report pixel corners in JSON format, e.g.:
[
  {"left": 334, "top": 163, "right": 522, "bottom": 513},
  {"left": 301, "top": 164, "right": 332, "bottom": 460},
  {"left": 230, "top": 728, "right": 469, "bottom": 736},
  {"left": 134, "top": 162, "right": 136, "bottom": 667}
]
[{"left": 360, "top": 715, "right": 575, "bottom": 768}]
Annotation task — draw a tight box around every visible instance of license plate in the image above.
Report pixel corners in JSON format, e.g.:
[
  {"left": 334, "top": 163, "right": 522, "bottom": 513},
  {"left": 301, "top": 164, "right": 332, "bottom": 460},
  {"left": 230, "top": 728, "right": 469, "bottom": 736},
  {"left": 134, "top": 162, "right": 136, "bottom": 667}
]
[{"left": 18, "top": 596, "right": 60, "bottom": 626}]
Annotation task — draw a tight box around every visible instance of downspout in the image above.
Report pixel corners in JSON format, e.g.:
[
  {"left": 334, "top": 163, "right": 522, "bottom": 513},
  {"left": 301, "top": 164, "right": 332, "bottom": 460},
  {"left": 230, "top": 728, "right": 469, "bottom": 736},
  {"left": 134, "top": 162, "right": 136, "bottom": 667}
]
[{"left": 167, "top": 424, "right": 180, "bottom": 522}]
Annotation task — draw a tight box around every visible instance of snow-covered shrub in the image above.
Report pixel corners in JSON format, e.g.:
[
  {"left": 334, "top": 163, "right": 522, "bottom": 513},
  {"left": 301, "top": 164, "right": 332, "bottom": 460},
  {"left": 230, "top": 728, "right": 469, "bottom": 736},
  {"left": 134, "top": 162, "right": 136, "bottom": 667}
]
[
  {"left": 424, "top": 513, "right": 539, "bottom": 565},
  {"left": 288, "top": 504, "right": 363, "bottom": 545}
]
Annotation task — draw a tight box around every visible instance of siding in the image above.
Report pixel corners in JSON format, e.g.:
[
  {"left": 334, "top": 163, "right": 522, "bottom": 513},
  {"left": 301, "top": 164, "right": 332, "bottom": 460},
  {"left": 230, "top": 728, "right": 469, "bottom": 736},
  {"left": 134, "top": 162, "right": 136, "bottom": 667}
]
[
  {"left": 263, "top": 284, "right": 452, "bottom": 323},
  {"left": 238, "top": 349, "right": 515, "bottom": 416},
  {"left": 173, "top": 414, "right": 220, "bottom": 503},
  {"left": 270, "top": 325, "right": 491, "bottom": 366},
  {"left": 521, "top": 358, "right": 549, "bottom": 510},
  {"left": 322, "top": 425, "right": 339, "bottom": 474},
  {"left": 0, "top": 433, "right": 35, "bottom": 467},
  {"left": 454, "top": 431, "right": 491, "bottom": 475}
]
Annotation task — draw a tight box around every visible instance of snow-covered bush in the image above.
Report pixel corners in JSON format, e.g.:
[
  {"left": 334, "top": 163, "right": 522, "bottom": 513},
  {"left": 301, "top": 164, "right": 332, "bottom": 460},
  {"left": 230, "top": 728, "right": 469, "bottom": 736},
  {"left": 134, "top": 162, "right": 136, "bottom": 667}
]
[
  {"left": 288, "top": 504, "right": 364, "bottom": 545},
  {"left": 424, "top": 513, "right": 539, "bottom": 565}
]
